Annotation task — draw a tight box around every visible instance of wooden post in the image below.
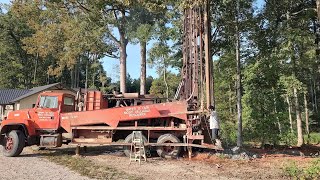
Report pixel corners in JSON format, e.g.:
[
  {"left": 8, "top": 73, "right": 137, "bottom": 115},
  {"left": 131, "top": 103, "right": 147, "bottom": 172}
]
[
  {"left": 188, "top": 146, "right": 192, "bottom": 159},
  {"left": 75, "top": 145, "right": 80, "bottom": 156}
]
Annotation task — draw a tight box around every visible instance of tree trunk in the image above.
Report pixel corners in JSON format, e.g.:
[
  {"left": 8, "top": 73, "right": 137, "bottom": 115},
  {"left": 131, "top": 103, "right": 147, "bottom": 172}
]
[
  {"left": 71, "top": 68, "right": 74, "bottom": 88},
  {"left": 316, "top": 0, "right": 320, "bottom": 54},
  {"left": 235, "top": 0, "right": 242, "bottom": 148},
  {"left": 286, "top": 95, "right": 293, "bottom": 133},
  {"left": 287, "top": 10, "right": 303, "bottom": 146},
  {"left": 304, "top": 92, "right": 310, "bottom": 137},
  {"left": 140, "top": 41, "right": 147, "bottom": 95},
  {"left": 92, "top": 56, "right": 96, "bottom": 88},
  {"left": 74, "top": 64, "right": 77, "bottom": 88},
  {"left": 229, "top": 84, "right": 233, "bottom": 113},
  {"left": 47, "top": 71, "right": 49, "bottom": 85},
  {"left": 314, "top": 77, "right": 318, "bottom": 112},
  {"left": 294, "top": 87, "right": 304, "bottom": 147},
  {"left": 163, "top": 67, "right": 169, "bottom": 99},
  {"left": 119, "top": 31, "right": 128, "bottom": 93},
  {"left": 317, "top": 0, "right": 320, "bottom": 20},
  {"left": 315, "top": 0, "right": 320, "bottom": 112},
  {"left": 33, "top": 53, "right": 39, "bottom": 84},
  {"left": 272, "top": 87, "right": 281, "bottom": 134},
  {"left": 85, "top": 58, "right": 88, "bottom": 92},
  {"left": 92, "top": 70, "right": 95, "bottom": 88},
  {"left": 74, "top": 57, "right": 80, "bottom": 88},
  {"left": 311, "top": 79, "right": 315, "bottom": 112},
  {"left": 77, "top": 59, "right": 80, "bottom": 88}
]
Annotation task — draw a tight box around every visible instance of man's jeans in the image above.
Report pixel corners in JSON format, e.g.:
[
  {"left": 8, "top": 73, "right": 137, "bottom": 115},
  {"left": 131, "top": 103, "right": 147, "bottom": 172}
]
[{"left": 212, "top": 128, "right": 219, "bottom": 140}]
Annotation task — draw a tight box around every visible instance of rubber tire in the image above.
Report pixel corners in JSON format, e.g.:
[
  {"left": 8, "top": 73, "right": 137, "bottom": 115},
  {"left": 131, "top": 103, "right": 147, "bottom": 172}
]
[
  {"left": 123, "top": 133, "right": 148, "bottom": 157},
  {"left": 2, "top": 130, "right": 25, "bottom": 157},
  {"left": 156, "top": 134, "right": 181, "bottom": 159}
]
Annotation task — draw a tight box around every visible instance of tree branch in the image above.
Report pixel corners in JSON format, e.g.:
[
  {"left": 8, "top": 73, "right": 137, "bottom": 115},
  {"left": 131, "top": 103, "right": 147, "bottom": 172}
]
[
  {"left": 113, "top": 9, "right": 119, "bottom": 20},
  {"left": 104, "top": 53, "right": 119, "bottom": 59},
  {"left": 76, "top": 0, "right": 91, "bottom": 12},
  {"left": 212, "top": 26, "right": 221, "bottom": 41},
  {"left": 291, "top": 8, "right": 316, "bottom": 16},
  {"left": 106, "top": 31, "right": 120, "bottom": 46}
]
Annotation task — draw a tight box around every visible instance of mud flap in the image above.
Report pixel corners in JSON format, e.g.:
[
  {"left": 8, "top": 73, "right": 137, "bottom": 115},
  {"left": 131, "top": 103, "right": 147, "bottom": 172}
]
[
  {"left": 0, "top": 135, "right": 4, "bottom": 146},
  {"left": 26, "top": 136, "right": 38, "bottom": 146}
]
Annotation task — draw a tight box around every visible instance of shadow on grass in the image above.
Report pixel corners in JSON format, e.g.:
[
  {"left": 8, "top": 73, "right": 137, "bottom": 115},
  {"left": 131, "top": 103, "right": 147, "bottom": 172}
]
[{"left": 22, "top": 145, "right": 125, "bottom": 157}]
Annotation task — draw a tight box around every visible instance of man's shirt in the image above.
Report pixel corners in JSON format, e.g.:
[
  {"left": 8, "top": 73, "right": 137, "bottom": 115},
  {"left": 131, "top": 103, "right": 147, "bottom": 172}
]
[{"left": 209, "top": 111, "right": 220, "bottom": 129}]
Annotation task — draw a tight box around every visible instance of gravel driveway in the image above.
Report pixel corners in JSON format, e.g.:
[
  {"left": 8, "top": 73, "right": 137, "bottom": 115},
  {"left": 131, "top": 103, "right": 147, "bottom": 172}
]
[{"left": 0, "top": 148, "right": 92, "bottom": 180}]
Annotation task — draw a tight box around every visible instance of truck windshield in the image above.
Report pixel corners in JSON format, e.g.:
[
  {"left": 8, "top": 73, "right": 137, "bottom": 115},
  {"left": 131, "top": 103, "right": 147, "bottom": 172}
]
[{"left": 39, "top": 96, "right": 58, "bottom": 108}]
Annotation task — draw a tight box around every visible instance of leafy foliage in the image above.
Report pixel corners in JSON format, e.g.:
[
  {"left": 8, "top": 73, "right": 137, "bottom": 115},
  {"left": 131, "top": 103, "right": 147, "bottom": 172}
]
[
  {"left": 149, "top": 72, "right": 180, "bottom": 98},
  {"left": 284, "top": 159, "right": 320, "bottom": 179}
]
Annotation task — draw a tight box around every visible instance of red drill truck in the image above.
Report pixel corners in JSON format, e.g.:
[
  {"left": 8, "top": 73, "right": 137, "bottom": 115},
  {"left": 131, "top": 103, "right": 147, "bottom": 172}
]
[
  {"left": 0, "top": 91, "right": 218, "bottom": 158},
  {"left": 0, "top": 2, "right": 219, "bottom": 158}
]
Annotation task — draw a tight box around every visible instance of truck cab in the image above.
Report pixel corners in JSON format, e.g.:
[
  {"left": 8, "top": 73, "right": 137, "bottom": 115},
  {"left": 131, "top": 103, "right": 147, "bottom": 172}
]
[
  {"left": 0, "top": 92, "right": 75, "bottom": 157},
  {"left": 30, "top": 92, "right": 75, "bottom": 130}
]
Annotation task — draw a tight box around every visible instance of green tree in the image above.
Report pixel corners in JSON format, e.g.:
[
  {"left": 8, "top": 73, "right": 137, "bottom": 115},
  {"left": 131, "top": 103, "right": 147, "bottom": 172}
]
[
  {"left": 212, "top": 0, "right": 254, "bottom": 146},
  {"left": 0, "top": 4, "right": 35, "bottom": 88},
  {"left": 149, "top": 72, "right": 180, "bottom": 99},
  {"left": 9, "top": 1, "right": 114, "bottom": 89}
]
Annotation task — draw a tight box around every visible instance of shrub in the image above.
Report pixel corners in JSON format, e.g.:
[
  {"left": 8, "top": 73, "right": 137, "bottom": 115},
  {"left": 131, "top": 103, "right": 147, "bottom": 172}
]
[
  {"left": 280, "top": 132, "right": 297, "bottom": 146},
  {"left": 303, "top": 159, "right": 320, "bottom": 179},
  {"left": 283, "top": 159, "right": 320, "bottom": 179},
  {"left": 304, "top": 133, "right": 320, "bottom": 145},
  {"left": 284, "top": 161, "right": 302, "bottom": 178}
]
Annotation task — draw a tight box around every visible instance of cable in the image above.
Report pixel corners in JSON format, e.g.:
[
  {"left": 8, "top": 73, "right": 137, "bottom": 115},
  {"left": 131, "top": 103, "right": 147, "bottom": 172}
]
[{"left": 186, "top": 83, "right": 196, "bottom": 102}]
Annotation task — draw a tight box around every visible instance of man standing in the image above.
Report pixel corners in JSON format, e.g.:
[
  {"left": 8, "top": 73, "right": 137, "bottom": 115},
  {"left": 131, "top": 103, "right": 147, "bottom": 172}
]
[{"left": 209, "top": 106, "right": 222, "bottom": 148}]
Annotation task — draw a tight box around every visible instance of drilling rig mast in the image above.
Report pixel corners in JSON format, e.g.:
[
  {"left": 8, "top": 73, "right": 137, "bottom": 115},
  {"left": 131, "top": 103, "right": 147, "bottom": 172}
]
[{"left": 176, "top": 0, "right": 214, "bottom": 111}]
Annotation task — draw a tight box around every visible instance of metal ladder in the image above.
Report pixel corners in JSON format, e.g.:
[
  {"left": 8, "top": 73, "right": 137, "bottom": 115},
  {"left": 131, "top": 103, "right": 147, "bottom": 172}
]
[{"left": 129, "top": 131, "right": 147, "bottom": 165}]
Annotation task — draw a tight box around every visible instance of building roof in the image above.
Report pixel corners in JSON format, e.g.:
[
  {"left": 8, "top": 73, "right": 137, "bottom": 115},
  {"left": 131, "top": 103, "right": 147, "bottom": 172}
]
[
  {"left": 0, "top": 83, "right": 77, "bottom": 105},
  {"left": 11, "top": 83, "right": 63, "bottom": 102},
  {"left": 0, "top": 89, "right": 31, "bottom": 105}
]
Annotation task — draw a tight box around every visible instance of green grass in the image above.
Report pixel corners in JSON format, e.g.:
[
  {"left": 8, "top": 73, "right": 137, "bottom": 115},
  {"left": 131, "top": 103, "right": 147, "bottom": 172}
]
[
  {"left": 283, "top": 159, "right": 320, "bottom": 179},
  {"left": 283, "top": 161, "right": 302, "bottom": 178}
]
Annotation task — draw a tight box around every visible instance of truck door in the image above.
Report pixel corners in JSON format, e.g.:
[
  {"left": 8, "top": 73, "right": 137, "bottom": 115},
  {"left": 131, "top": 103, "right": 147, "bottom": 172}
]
[
  {"left": 33, "top": 95, "right": 60, "bottom": 130},
  {"left": 61, "top": 95, "right": 75, "bottom": 113}
]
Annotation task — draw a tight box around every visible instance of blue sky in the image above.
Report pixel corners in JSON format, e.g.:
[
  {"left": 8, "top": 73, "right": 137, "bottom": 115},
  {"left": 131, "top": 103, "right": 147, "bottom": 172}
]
[
  {"left": 103, "top": 41, "right": 159, "bottom": 81},
  {"left": 0, "top": 0, "right": 265, "bottom": 81}
]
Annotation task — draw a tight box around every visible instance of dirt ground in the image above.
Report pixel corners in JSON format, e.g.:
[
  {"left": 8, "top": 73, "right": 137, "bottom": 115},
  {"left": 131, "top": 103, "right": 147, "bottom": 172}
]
[
  {"left": 5, "top": 144, "right": 319, "bottom": 180},
  {"left": 86, "top": 151, "right": 234, "bottom": 180},
  {"left": 70, "top": 144, "right": 320, "bottom": 180},
  {"left": 85, "top": 152, "right": 276, "bottom": 180}
]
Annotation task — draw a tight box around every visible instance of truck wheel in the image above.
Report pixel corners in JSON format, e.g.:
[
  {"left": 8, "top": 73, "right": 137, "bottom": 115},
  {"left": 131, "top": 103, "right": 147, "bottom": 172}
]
[
  {"left": 2, "top": 130, "right": 25, "bottom": 157},
  {"left": 123, "top": 133, "right": 147, "bottom": 157},
  {"left": 156, "top": 134, "right": 181, "bottom": 159}
]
